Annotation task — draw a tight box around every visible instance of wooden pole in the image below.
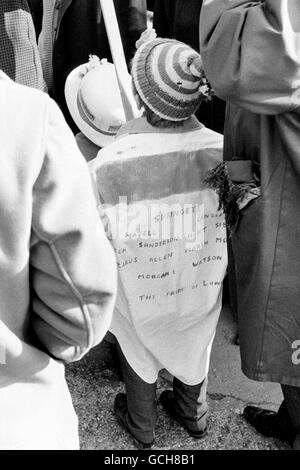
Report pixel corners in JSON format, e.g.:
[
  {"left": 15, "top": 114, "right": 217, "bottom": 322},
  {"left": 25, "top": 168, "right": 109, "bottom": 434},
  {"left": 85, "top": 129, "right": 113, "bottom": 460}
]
[{"left": 99, "top": 0, "right": 138, "bottom": 121}]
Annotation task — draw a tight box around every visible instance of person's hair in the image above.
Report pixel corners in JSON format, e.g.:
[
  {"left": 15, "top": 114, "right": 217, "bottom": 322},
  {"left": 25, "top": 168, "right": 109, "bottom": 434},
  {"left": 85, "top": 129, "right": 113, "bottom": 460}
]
[
  {"left": 142, "top": 99, "right": 185, "bottom": 128},
  {"left": 132, "top": 82, "right": 185, "bottom": 129}
]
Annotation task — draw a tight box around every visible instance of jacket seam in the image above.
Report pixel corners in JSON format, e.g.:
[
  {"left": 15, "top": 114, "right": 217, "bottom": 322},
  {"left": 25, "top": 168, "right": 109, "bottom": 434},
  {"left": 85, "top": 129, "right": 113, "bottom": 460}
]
[
  {"left": 32, "top": 94, "right": 52, "bottom": 185},
  {"left": 257, "top": 158, "right": 287, "bottom": 370},
  {"left": 31, "top": 224, "right": 95, "bottom": 356}
]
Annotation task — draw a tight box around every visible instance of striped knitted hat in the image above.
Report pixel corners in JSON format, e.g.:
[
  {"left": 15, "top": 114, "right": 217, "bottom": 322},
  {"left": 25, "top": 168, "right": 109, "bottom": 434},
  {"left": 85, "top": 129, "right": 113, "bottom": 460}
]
[{"left": 131, "top": 33, "right": 209, "bottom": 122}]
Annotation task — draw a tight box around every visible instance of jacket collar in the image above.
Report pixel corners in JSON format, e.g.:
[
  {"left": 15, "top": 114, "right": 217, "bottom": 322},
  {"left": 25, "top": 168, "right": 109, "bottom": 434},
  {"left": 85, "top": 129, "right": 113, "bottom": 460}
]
[
  {"left": 56, "top": 0, "right": 73, "bottom": 35},
  {"left": 117, "top": 115, "right": 203, "bottom": 138}
]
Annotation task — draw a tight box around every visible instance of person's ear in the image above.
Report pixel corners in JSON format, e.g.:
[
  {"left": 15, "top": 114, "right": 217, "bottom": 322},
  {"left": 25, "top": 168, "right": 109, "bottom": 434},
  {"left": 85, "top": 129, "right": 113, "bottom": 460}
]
[
  {"left": 134, "top": 92, "right": 143, "bottom": 110},
  {"left": 131, "top": 80, "right": 143, "bottom": 110}
]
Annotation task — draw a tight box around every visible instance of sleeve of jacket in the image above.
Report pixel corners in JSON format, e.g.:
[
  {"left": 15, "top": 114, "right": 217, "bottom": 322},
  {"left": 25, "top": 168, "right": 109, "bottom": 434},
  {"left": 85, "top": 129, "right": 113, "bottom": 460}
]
[
  {"left": 30, "top": 97, "right": 117, "bottom": 362},
  {"left": 200, "top": 0, "right": 300, "bottom": 115}
]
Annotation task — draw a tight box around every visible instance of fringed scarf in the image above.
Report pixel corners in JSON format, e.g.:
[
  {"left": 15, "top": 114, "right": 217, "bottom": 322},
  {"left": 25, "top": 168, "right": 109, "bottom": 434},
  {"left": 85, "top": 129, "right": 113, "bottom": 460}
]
[{"left": 204, "top": 160, "right": 261, "bottom": 233}]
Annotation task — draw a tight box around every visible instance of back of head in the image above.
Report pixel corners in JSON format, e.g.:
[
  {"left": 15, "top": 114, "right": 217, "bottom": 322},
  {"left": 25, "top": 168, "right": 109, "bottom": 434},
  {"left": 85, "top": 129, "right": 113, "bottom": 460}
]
[{"left": 131, "top": 29, "right": 213, "bottom": 127}]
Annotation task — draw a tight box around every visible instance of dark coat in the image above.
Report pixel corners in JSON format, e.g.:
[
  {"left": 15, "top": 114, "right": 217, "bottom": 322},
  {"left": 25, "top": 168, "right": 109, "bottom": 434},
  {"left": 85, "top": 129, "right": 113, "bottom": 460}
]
[
  {"left": 153, "top": 0, "right": 225, "bottom": 133},
  {"left": 201, "top": 0, "right": 300, "bottom": 386},
  {"left": 29, "top": 0, "right": 147, "bottom": 131},
  {"left": 27, "top": 0, "right": 43, "bottom": 39}
]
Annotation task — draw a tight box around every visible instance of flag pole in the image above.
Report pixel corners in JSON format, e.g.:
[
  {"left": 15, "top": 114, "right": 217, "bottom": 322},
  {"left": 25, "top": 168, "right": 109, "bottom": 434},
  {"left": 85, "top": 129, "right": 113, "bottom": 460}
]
[{"left": 99, "top": 0, "right": 137, "bottom": 122}]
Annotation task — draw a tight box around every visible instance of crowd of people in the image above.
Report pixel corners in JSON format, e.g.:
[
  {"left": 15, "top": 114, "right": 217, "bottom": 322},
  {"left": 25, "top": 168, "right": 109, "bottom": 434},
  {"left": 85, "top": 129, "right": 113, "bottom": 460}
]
[{"left": 0, "top": 0, "right": 299, "bottom": 451}]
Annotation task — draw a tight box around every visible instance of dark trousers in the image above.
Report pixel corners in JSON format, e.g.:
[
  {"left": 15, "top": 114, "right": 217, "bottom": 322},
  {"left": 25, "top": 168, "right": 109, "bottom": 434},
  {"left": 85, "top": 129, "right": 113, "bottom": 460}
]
[
  {"left": 116, "top": 341, "right": 208, "bottom": 444},
  {"left": 278, "top": 385, "right": 300, "bottom": 450}
]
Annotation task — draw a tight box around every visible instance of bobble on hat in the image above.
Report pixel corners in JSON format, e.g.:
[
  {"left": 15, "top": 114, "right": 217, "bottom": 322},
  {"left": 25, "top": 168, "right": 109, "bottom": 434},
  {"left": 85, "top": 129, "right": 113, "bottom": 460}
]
[
  {"left": 131, "top": 30, "right": 213, "bottom": 122},
  {"left": 188, "top": 56, "right": 203, "bottom": 79}
]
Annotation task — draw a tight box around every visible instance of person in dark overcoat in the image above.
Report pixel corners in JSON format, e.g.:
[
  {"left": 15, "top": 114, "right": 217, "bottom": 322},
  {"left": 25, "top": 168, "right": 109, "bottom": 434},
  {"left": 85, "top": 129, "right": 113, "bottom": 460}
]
[{"left": 200, "top": 0, "right": 300, "bottom": 450}]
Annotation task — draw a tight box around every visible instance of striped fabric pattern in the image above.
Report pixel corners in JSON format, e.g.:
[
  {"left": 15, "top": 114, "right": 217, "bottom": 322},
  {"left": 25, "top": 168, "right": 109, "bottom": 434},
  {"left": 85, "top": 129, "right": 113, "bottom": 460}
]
[
  {"left": 0, "top": 0, "right": 46, "bottom": 90},
  {"left": 131, "top": 38, "right": 203, "bottom": 121}
]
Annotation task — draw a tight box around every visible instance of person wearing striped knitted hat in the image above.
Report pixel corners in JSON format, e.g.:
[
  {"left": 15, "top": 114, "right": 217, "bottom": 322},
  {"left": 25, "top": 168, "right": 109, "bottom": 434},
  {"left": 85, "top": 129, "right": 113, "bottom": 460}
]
[
  {"left": 131, "top": 28, "right": 213, "bottom": 127},
  {"left": 90, "top": 30, "right": 225, "bottom": 449}
]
